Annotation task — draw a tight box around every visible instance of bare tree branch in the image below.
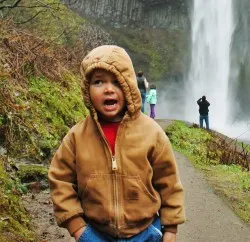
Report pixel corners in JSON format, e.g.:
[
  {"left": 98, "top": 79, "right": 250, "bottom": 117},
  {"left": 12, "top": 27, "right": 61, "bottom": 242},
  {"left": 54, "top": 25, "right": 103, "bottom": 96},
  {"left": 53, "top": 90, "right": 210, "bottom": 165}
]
[
  {"left": 15, "top": 9, "right": 47, "bottom": 24},
  {"left": 0, "top": 0, "right": 22, "bottom": 10},
  {"left": 1, "top": 0, "right": 66, "bottom": 24},
  {"left": 11, "top": 2, "right": 61, "bottom": 10}
]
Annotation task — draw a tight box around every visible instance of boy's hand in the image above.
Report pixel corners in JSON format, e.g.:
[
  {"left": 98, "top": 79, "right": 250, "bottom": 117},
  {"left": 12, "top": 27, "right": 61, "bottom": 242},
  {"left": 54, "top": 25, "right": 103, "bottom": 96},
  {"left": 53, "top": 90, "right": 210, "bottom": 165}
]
[
  {"left": 162, "top": 231, "right": 176, "bottom": 242},
  {"left": 73, "top": 226, "right": 86, "bottom": 241}
]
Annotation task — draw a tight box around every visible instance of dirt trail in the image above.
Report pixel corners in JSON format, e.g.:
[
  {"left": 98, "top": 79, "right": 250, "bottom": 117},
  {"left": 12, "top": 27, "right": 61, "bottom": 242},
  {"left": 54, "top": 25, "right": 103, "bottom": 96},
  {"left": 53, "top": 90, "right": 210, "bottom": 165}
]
[
  {"left": 22, "top": 191, "right": 74, "bottom": 242},
  {"left": 22, "top": 120, "right": 250, "bottom": 242}
]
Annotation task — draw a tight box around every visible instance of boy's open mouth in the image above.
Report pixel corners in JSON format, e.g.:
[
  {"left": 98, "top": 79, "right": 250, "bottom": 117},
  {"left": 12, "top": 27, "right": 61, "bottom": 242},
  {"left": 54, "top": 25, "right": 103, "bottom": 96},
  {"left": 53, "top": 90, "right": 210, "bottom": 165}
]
[
  {"left": 104, "top": 99, "right": 117, "bottom": 106},
  {"left": 103, "top": 99, "right": 119, "bottom": 112}
]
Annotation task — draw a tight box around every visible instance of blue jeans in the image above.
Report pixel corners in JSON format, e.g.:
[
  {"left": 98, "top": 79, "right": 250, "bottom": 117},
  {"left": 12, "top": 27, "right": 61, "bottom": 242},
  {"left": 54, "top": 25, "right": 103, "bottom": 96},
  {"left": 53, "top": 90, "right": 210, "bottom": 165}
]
[
  {"left": 140, "top": 91, "right": 146, "bottom": 113},
  {"left": 199, "top": 115, "right": 209, "bottom": 130},
  {"left": 78, "top": 217, "right": 162, "bottom": 242}
]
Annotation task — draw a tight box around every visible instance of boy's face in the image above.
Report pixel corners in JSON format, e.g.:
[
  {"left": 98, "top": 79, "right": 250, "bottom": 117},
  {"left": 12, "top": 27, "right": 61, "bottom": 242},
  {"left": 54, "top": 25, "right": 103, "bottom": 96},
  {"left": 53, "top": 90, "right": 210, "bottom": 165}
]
[{"left": 89, "top": 69, "right": 126, "bottom": 122}]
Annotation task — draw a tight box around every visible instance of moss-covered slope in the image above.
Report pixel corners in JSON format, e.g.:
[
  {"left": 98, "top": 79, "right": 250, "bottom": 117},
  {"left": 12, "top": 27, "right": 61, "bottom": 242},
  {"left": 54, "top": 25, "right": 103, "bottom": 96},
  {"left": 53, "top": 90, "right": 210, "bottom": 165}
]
[{"left": 0, "top": 2, "right": 89, "bottom": 240}]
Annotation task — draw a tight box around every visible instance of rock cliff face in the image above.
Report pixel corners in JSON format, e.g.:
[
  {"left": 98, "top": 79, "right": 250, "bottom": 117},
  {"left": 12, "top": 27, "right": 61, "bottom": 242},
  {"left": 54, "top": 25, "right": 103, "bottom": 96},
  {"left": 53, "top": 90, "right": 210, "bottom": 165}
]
[
  {"left": 230, "top": 0, "right": 250, "bottom": 119},
  {"left": 66, "top": 0, "right": 190, "bottom": 29},
  {"left": 62, "top": 0, "right": 191, "bottom": 81}
]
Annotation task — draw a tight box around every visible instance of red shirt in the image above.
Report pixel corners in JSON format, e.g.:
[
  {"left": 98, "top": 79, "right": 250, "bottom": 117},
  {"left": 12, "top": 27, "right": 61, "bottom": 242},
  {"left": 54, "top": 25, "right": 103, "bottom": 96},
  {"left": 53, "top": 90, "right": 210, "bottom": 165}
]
[{"left": 100, "top": 121, "right": 120, "bottom": 155}]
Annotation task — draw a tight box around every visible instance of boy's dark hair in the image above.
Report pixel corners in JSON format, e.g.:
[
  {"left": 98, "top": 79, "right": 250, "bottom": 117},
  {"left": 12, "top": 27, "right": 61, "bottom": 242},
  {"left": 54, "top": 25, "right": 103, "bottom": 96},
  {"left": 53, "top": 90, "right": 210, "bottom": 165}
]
[
  {"left": 150, "top": 84, "right": 156, "bottom": 89},
  {"left": 202, "top": 95, "right": 206, "bottom": 101},
  {"left": 137, "top": 70, "right": 143, "bottom": 77}
]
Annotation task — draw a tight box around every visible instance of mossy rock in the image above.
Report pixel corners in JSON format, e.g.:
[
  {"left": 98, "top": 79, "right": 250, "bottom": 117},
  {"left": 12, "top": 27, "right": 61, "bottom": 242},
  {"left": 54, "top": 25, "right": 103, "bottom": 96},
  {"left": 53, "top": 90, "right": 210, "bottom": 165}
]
[{"left": 17, "top": 165, "right": 48, "bottom": 183}]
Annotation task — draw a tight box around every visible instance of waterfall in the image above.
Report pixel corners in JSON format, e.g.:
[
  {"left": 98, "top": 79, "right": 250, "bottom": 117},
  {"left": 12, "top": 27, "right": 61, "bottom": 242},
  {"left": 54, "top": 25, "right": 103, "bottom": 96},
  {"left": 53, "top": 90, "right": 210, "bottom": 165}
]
[
  {"left": 151, "top": 0, "right": 250, "bottom": 142},
  {"left": 186, "top": 0, "right": 234, "bottom": 131}
]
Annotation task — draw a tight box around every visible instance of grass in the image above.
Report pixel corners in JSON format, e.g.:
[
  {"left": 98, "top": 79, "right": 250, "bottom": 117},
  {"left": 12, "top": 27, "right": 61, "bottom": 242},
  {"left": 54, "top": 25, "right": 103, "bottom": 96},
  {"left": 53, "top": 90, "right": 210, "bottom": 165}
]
[
  {"left": 205, "top": 164, "right": 250, "bottom": 223},
  {"left": 166, "top": 121, "right": 250, "bottom": 225}
]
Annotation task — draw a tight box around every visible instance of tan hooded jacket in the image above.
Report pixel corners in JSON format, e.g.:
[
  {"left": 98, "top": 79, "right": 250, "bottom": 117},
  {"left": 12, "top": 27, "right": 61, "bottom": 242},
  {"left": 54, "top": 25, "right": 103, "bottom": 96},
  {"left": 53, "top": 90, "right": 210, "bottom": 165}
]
[{"left": 48, "top": 45, "right": 185, "bottom": 238}]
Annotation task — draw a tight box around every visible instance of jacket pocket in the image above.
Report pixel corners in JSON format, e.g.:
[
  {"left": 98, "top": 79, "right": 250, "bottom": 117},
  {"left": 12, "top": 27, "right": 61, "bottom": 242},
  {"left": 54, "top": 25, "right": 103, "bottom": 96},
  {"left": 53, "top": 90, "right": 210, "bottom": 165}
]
[
  {"left": 121, "top": 175, "right": 160, "bottom": 225},
  {"left": 80, "top": 174, "right": 112, "bottom": 225}
]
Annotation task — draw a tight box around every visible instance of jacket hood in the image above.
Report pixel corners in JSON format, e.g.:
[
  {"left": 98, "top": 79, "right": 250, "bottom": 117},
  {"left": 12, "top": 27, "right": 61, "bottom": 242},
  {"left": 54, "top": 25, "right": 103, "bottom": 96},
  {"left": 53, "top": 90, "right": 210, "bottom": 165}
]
[{"left": 80, "top": 45, "right": 141, "bottom": 120}]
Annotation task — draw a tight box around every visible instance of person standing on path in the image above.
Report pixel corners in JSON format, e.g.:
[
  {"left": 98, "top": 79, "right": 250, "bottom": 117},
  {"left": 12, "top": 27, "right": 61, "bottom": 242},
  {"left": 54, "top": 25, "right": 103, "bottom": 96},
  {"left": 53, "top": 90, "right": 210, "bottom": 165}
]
[
  {"left": 147, "top": 84, "right": 157, "bottom": 119},
  {"left": 48, "top": 45, "right": 185, "bottom": 242},
  {"left": 197, "top": 95, "right": 210, "bottom": 130},
  {"left": 136, "top": 70, "right": 149, "bottom": 113}
]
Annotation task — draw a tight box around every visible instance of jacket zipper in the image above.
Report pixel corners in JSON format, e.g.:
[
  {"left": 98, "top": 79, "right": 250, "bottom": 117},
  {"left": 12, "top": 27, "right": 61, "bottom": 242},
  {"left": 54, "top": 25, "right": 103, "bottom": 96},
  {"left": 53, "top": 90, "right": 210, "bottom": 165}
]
[
  {"left": 112, "top": 123, "right": 122, "bottom": 232},
  {"left": 112, "top": 156, "right": 118, "bottom": 231},
  {"left": 97, "top": 122, "right": 122, "bottom": 232},
  {"left": 113, "top": 172, "right": 119, "bottom": 231},
  {"left": 105, "top": 144, "right": 118, "bottom": 229},
  {"left": 102, "top": 135, "right": 118, "bottom": 230},
  {"left": 112, "top": 156, "right": 117, "bottom": 170},
  {"left": 111, "top": 127, "right": 121, "bottom": 231}
]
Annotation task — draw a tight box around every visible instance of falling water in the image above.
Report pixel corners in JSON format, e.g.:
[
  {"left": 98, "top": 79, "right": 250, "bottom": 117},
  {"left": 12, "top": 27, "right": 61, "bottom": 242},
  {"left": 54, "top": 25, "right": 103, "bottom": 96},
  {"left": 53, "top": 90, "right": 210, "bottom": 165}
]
[{"left": 186, "top": 0, "right": 234, "bottom": 131}]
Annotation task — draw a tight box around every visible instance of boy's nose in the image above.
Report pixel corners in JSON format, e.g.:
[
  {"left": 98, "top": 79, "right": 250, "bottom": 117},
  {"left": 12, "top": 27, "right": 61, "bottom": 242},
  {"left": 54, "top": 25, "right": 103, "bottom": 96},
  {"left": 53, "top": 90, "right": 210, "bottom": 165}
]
[{"left": 104, "top": 83, "right": 115, "bottom": 93}]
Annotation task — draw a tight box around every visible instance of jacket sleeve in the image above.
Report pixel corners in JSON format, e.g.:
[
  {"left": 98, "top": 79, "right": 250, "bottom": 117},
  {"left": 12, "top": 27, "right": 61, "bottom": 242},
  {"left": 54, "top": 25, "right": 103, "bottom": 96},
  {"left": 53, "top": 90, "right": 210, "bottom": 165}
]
[
  {"left": 48, "top": 131, "right": 86, "bottom": 236},
  {"left": 151, "top": 130, "right": 185, "bottom": 228},
  {"left": 144, "top": 77, "right": 149, "bottom": 89}
]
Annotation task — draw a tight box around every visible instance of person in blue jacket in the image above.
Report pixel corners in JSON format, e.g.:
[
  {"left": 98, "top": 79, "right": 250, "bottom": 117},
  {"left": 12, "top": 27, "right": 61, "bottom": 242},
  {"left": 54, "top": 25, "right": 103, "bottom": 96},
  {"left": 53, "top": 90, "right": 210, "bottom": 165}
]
[{"left": 147, "top": 84, "right": 157, "bottom": 119}]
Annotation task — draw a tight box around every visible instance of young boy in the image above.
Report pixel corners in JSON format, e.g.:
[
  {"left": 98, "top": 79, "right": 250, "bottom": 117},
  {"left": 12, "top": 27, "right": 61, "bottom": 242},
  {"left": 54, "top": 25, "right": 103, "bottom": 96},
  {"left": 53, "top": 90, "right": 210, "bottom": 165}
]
[{"left": 48, "top": 45, "right": 185, "bottom": 242}]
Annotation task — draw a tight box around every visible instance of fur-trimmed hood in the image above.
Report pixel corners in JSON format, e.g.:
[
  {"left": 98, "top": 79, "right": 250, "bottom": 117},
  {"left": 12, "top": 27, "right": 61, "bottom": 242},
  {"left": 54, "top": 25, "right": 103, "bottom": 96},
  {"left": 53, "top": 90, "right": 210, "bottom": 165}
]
[{"left": 80, "top": 45, "right": 141, "bottom": 120}]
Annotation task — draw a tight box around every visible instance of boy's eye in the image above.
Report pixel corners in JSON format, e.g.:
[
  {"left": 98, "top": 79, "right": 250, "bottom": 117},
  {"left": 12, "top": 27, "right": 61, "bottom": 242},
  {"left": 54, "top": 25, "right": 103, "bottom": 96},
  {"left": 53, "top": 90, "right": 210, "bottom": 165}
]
[
  {"left": 92, "top": 80, "right": 102, "bottom": 85},
  {"left": 113, "top": 80, "right": 120, "bottom": 86}
]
